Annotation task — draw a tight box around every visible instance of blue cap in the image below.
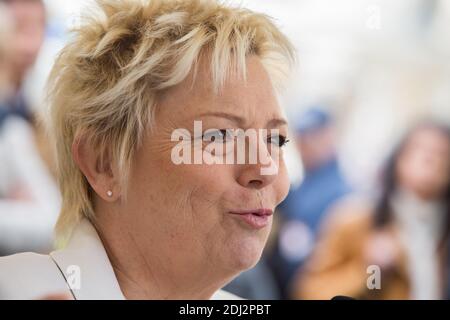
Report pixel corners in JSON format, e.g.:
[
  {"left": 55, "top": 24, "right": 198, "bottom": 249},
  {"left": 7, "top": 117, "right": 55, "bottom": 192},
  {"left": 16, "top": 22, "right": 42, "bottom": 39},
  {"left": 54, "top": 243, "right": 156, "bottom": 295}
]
[{"left": 294, "top": 107, "right": 332, "bottom": 134}]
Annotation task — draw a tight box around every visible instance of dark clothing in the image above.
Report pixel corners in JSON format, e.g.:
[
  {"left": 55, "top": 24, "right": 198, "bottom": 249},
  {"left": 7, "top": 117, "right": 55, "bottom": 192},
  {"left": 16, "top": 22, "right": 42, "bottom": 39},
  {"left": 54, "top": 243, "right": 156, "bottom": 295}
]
[
  {"left": 269, "top": 158, "right": 352, "bottom": 298},
  {"left": 0, "top": 94, "right": 32, "bottom": 129},
  {"left": 279, "top": 159, "right": 352, "bottom": 230}
]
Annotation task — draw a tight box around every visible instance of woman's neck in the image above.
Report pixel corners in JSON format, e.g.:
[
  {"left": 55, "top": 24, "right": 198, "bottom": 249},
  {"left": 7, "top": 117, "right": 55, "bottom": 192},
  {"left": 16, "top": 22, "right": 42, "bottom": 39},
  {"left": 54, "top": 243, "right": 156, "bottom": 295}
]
[{"left": 93, "top": 214, "right": 230, "bottom": 300}]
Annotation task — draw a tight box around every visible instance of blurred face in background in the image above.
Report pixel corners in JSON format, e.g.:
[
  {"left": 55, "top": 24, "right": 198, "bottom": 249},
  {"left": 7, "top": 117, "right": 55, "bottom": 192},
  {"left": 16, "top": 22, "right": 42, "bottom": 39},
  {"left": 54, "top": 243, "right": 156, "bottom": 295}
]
[
  {"left": 0, "top": 4, "right": 13, "bottom": 98},
  {"left": 7, "top": 0, "right": 45, "bottom": 88},
  {"left": 396, "top": 127, "right": 450, "bottom": 200},
  {"left": 296, "top": 125, "right": 336, "bottom": 172}
]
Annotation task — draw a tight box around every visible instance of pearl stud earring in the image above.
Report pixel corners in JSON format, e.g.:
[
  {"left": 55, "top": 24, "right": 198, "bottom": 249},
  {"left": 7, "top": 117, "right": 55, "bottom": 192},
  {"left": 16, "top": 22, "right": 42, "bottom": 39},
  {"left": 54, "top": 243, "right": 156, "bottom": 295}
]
[{"left": 107, "top": 190, "right": 113, "bottom": 197}]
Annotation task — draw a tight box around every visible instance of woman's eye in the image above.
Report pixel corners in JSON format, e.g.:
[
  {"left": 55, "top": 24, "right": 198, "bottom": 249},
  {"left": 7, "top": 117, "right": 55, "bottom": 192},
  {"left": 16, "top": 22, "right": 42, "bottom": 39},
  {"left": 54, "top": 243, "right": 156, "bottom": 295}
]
[
  {"left": 268, "top": 135, "right": 290, "bottom": 148},
  {"left": 202, "top": 129, "right": 234, "bottom": 143}
]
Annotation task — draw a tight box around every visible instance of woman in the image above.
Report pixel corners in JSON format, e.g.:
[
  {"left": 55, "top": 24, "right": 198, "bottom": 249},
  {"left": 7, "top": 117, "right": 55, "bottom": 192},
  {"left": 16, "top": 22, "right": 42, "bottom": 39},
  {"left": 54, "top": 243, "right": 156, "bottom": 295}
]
[
  {"left": 294, "top": 122, "right": 450, "bottom": 300},
  {"left": 0, "top": 0, "right": 295, "bottom": 299}
]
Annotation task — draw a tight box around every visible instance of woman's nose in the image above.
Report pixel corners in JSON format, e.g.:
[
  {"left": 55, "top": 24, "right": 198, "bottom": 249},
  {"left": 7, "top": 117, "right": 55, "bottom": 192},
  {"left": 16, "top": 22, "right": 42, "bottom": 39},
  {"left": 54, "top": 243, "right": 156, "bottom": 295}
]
[
  {"left": 236, "top": 160, "right": 278, "bottom": 189},
  {"left": 234, "top": 132, "right": 280, "bottom": 189}
]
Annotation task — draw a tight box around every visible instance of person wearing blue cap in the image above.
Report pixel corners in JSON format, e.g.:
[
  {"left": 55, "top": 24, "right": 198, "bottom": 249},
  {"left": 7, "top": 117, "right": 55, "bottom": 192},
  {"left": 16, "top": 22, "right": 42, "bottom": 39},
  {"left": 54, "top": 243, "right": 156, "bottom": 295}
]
[{"left": 268, "top": 106, "right": 353, "bottom": 298}]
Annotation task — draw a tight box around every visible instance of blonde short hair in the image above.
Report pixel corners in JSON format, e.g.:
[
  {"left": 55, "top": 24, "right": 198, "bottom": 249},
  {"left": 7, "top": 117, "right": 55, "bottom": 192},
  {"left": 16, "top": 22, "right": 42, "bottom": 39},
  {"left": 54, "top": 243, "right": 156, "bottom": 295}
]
[{"left": 47, "top": 0, "right": 295, "bottom": 242}]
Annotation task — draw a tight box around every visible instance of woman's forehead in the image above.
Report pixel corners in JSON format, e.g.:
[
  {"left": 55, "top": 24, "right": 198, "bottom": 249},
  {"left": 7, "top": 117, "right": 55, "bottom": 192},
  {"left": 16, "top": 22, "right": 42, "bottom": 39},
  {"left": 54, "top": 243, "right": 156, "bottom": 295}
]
[
  {"left": 156, "top": 57, "right": 284, "bottom": 126},
  {"left": 408, "top": 128, "right": 450, "bottom": 148}
]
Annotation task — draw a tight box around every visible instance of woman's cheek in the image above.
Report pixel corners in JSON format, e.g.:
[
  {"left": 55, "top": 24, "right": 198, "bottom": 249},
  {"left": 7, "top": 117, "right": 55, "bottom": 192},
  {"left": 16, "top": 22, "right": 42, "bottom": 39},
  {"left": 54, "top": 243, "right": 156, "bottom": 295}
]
[{"left": 276, "top": 164, "right": 290, "bottom": 205}]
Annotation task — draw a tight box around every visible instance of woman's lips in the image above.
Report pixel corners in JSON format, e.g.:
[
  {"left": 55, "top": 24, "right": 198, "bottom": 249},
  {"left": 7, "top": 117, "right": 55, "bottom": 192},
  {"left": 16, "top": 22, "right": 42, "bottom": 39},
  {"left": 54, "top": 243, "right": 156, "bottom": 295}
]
[{"left": 228, "top": 209, "right": 273, "bottom": 229}]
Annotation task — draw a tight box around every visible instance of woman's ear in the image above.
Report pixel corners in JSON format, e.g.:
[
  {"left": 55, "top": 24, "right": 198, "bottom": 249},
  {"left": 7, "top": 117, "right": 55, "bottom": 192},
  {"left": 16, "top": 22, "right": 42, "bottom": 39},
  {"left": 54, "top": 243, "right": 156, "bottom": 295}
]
[{"left": 72, "top": 137, "right": 120, "bottom": 201}]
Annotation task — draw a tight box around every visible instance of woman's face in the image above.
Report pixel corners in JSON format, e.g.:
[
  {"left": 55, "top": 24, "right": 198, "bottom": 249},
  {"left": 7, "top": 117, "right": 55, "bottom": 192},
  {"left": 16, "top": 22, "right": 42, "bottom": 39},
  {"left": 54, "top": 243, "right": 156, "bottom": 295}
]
[
  {"left": 396, "top": 127, "right": 450, "bottom": 200},
  {"left": 123, "top": 56, "right": 290, "bottom": 280}
]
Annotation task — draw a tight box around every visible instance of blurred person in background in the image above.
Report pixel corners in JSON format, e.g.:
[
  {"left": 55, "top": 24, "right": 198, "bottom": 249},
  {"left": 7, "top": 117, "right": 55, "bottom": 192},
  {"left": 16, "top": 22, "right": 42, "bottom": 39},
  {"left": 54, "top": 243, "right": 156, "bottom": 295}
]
[
  {"left": 294, "top": 121, "right": 450, "bottom": 299},
  {"left": 223, "top": 256, "right": 281, "bottom": 300},
  {"left": 268, "top": 107, "right": 353, "bottom": 298},
  {"left": 0, "top": 0, "right": 45, "bottom": 125},
  {"left": 0, "top": 4, "right": 13, "bottom": 105},
  {"left": 0, "top": 0, "right": 60, "bottom": 256}
]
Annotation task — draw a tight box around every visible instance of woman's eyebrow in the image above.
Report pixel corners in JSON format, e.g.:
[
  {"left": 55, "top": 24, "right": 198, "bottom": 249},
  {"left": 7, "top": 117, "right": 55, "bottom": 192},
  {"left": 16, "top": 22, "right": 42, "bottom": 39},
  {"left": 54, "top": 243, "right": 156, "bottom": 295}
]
[
  {"left": 197, "top": 112, "right": 244, "bottom": 125},
  {"left": 197, "top": 111, "right": 288, "bottom": 128},
  {"left": 267, "top": 118, "right": 288, "bottom": 128}
]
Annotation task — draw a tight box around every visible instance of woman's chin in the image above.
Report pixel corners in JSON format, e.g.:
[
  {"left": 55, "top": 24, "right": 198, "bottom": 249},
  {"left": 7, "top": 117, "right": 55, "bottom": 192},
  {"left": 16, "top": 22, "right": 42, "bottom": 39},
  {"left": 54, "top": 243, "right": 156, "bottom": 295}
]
[{"left": 223, "top": 233, "right": 268, "bottom": 272}]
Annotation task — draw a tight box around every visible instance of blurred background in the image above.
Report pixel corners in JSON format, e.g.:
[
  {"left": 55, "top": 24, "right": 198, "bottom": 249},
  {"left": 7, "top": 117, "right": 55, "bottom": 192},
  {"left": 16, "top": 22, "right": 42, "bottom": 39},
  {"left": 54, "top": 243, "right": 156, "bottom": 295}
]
[{"left": 0, "top": 0, "right": 449, "bottom": 300}]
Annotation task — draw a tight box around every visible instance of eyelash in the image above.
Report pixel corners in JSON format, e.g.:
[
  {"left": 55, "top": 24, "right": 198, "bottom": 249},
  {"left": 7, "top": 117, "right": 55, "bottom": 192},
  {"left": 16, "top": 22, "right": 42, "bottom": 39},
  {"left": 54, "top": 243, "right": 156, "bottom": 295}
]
[
  {"left": 202, "top": 130, "right": 290, "bottom": 148},
  {"left": 270, "top": 135, "right": 290, "bottom": 148}
]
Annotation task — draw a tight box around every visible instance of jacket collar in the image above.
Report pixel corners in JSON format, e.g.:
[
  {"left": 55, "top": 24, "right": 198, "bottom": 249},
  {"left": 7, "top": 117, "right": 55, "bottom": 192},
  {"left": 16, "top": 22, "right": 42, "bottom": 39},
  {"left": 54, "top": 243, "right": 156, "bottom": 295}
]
[
  {"left": 49, "top": 219, "right": 238, "bottom": 300},
  {"left": 50, "top": 219, "right": 125, "bottom": 300}
]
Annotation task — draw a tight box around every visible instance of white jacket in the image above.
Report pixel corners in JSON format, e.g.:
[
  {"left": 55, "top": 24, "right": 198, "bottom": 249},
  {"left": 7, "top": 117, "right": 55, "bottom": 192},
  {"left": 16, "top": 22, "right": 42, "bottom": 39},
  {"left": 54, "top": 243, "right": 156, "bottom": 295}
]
[
  {"left": 0, "top": 118, "right": 60, "bottom": 255},
  {"left": 0, "top": 219, "right": 241, "bottom": 300}
]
